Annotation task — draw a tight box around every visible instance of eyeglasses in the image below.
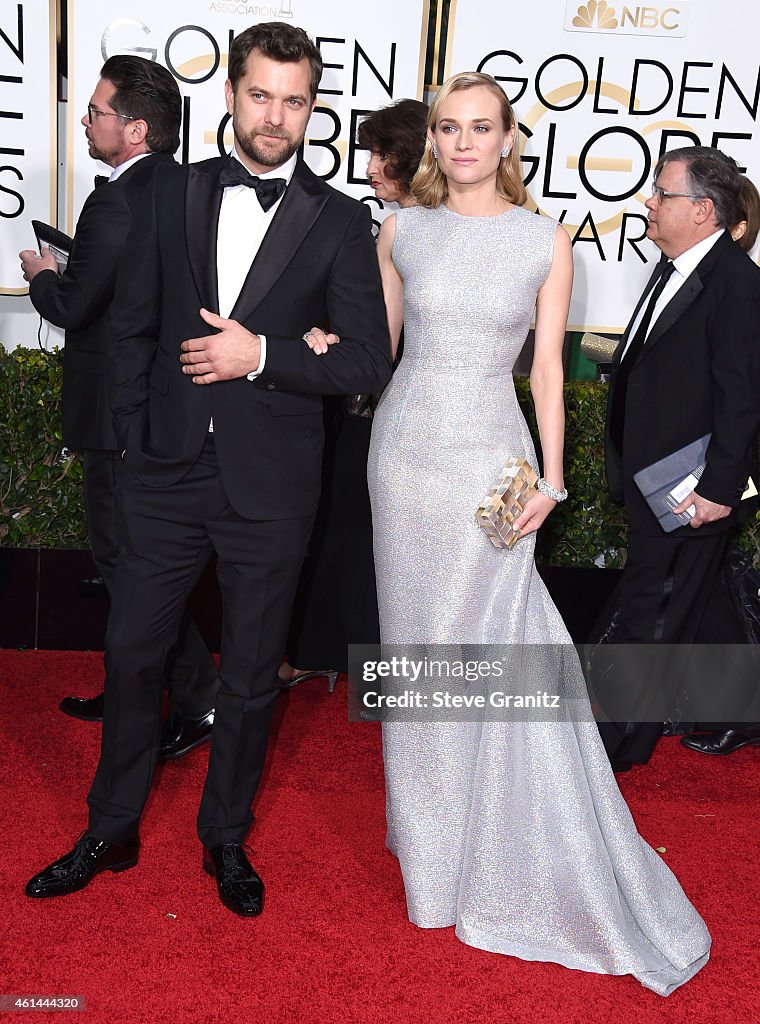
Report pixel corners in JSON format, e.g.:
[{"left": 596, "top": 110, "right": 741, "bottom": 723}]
[
  {"left": 650, "top": 182, "right": 705, "bottom": 203},
  {"left": 86, "top": 104, "right": 136, "bottom": 125}
]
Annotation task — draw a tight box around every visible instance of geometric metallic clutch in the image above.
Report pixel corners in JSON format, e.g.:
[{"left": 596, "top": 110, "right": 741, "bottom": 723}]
[{"left": 475, "top": 457, "right": 539, "bottom": 549}]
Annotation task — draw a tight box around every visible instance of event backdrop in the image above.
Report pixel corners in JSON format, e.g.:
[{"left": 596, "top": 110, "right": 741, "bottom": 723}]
[
  {"left": 2, "top": 1, "right": 760, "bottom": 342},
  {"left": 446, "top": 0, "right": 760, "bottom": 331},
  {"left": 0, "top": 0, "right": 57, "bottom": 296},
  {"left": 66, "top": 0, "right": 429, "bottom": 235}
]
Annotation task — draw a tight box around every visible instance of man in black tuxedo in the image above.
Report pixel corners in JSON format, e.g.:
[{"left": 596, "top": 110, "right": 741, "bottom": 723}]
[
  {"left": 598, "top": 146, "right": 760, "bottom": 769},
  {"left": 26, "top": 23, "right": 391, "bottom": 914},
  {"left": 20, "top": 56, "right": 218, "bottom": 758}
]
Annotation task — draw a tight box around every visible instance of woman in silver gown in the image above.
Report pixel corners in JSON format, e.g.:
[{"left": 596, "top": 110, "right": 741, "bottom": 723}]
[
  {"left": 363, "top": 73, "right": 710, "bottom": 996},
  {"left": 304, "top": 71, "right": 711, "bottom": 995}
]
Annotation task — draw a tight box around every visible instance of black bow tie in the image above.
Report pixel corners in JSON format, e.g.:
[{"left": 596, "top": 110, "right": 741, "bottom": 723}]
[
  {"left": 94, "top": 175, "right": 110, "bottom": 188},
  {"left": 218, "top": 162, "right": 287, "bottom": 212}
]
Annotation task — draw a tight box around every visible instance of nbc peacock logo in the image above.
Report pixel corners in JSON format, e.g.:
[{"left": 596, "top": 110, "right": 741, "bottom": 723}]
[
  {"left": 565, "top": 0, "right": 689, "bottom": 36},
  {"left": 572, "top": 0, "right": 619, "bottom": 29}
]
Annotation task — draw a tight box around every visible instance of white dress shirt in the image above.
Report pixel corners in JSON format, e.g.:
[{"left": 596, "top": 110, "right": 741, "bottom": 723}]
[
  {"left": 216, "top": 148, "right": 297, "bottom": 369},
  {"left": 108, "top": 152, "right": 152, "bottom": 181},
  {"left": 622, "top": 228, "right": 725, "bottom": 358},
  {"left": 208, "top": 149, "right": 296, "bottom": 430}
]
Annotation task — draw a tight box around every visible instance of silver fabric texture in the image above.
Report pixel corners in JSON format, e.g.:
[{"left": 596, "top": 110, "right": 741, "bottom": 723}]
[{"left": 366, "top": 204, "right": 711, "bottom": 996}]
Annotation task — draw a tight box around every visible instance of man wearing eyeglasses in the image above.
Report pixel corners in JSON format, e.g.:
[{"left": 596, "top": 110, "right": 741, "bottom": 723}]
[
  {"left": 597, "top": 146, "right": 760, "bottom": 770},
  {"left": 19, "top": 55, "right": 219, "bottom": 759}
]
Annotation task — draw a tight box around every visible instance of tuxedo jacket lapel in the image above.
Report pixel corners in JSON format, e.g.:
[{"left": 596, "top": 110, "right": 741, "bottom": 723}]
[
  {"left": 612, "top": 264, "right": 661, "bottom": 370},
  {"left": 185, "top": 160, "right": 224, "bottom": 314},
  {"left": 640, "top": 273, "right": 703, "bottom": 356},
  {"left": 636, "top": 232, "right": 730, "bottom": 365},
  {"left": 229, "top": 159, "right": 328, "bottom": 323}
]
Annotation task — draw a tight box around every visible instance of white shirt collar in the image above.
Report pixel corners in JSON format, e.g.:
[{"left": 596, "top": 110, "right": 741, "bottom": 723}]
[
  {"left": 108, "top": 152, "right": 152, "bottom": 182},
  {"left": 672, "top": 228, "right": 725, "bottom": 279},
  {"left": 229, "top": 147, "right": 297, "bottom": 185}
]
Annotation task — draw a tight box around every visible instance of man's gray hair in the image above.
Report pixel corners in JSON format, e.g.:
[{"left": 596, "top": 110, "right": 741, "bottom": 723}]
[{"left": 654, "top": 146, "right": 742, "bottom": 229}]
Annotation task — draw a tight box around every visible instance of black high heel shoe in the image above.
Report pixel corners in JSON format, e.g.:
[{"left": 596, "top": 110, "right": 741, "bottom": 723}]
[{"left": 279, "top": 669, "right": 339, "bottom": 693}]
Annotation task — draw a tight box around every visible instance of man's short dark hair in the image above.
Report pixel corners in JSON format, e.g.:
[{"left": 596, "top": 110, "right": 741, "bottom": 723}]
[
  {"left": 655, "top": 146, "right": 742, "bottom": 229},
  {"left": 100, "top": 55, "right": 181, "bottom": 155},
  {"left": 228, "top": 22, "right": 323, "bottom": 102},
  {"left": 357, "top": 99, "right": 429, "bottom": 196}
]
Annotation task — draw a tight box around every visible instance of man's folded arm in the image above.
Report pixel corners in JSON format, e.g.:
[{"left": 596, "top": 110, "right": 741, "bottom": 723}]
[{"left": 254, "top": 203, "right": 392, "bottom": 395}]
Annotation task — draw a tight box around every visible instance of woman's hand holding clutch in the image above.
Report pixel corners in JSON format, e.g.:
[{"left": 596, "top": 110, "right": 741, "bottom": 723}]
[{"left": 512, "top": 490, "right": 559, "bottom": 539}]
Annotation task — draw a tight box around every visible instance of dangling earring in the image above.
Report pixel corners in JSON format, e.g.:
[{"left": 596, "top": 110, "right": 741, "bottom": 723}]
[
  {"left": 432, "top": 144, "right": 438, "bottom": 160},
  {"left": 501, "top": 145, "right": 511, "bottom": 158}
]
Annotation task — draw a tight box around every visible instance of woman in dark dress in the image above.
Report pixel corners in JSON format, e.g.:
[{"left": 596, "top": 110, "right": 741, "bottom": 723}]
[{"left": 280, "top": 99, "right": 428, "bottom": 686}]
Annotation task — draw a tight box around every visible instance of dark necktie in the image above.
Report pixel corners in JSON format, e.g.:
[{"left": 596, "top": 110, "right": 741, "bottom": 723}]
[
  {"left": 94, "top": 175, "right": 109, "bottom": 188},
  {"left": 609, "top": 260, "right": 676, "bottom": 453},
  {"left": 218, "top": 162, "right": 287, "bottom": 212}
]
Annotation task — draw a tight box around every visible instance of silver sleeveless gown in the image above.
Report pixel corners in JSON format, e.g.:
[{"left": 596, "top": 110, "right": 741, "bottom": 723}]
[{"left": 366, "top": 204, "right": 710, "bottom": 996}]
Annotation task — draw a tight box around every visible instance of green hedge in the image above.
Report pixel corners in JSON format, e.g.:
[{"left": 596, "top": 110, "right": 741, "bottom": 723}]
[
  {"left": 1, "top": 345, "right": 758, "bottom": 566},
  {"left": 0, "top": 346, "right": 85, "bottom": 547},
  {"left": 514, "top": 376, "right": 629, "bottom": 567}
]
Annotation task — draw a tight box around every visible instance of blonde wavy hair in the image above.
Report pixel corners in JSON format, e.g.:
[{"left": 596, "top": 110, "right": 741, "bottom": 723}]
[{"left": 411, "top": 71, "right": 526, "bottom": 210}]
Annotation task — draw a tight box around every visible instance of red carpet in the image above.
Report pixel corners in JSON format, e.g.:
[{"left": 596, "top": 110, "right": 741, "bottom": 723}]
[{"left": 1, "top": 650, "right": 758, "bottom": 1024}]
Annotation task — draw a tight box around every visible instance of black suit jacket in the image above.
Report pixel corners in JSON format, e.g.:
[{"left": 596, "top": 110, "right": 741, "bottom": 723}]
[
  {"left": 29, "top": 153, "right": 176, "bottom": 450},
  {"left": 605, "top": 231, "right": 760, "bottom": 536},
  {"left": 109, "top": 155, "right": 392, "bottom": 520}
]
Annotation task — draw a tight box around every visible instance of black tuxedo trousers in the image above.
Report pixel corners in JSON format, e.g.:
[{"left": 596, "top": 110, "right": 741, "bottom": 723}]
[
  {"left": 82, "top": 450, "right": 218, "bottom": 717},
  {"left": 87, "top": 438, "right": 312, "bottom": 846},
  {"left": 596, "top": 526, "right": 752, "bottom": 763}
]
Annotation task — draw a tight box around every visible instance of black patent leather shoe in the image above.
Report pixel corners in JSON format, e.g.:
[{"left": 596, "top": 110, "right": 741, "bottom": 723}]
[
  {"left": 25, "top": 834, "right": 139, "bottom": 898},
  {"left": 202, "top": 843, "right": 264, "bottom": 916},
  {"left": 681, "top": 725, "right": 760, "bottom": 756},
  {"left": 158, "top": 710, "right": 214, "bottom": 761},
  {"left": 59, "top": 692, "right": 105, "bottom": 721}
]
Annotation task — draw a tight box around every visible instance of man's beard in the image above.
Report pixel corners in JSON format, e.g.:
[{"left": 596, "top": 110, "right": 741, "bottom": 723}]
[
  {"left": 88, "top": 143, "right": 112, "bottom": 164},
  {"left": 234, "top": 125, "right": 302, "bottom": 169},
  {"left": 85, "top": 133, "right": 121, "bottom": 167}
]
